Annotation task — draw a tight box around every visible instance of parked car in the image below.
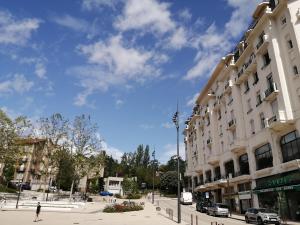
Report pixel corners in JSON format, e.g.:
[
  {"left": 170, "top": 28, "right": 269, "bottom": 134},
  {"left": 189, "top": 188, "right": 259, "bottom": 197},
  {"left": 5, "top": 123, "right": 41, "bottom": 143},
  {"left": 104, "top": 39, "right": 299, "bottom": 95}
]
[
  {"left": 20, "top": 183, "right": 31, "bottom": 190},
  {"left": 180, "top": 192, "right": 193, "bottom": 205},
  {"left": 196, "top": 201, "right": 210, "bottom": 213},
  {"left": 245, "top": 208, "right": 280, "bottom": 225},
  {"left": 99, "top": 191, "right": 113, "bottom": 196},
  {"left": 207, "top": 203, "right": 229, "bottom": 217}
]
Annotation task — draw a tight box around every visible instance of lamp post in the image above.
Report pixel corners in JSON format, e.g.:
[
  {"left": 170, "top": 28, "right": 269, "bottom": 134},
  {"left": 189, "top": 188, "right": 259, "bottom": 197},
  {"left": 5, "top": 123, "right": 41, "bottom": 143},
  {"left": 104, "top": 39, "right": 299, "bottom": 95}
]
[
  {"left": 227, "top": 173, "right": 232, "bottom": 217},
  {"left": 173, "top": 105, "right": 181, "bottom": 223},
  {"left": 16, "top": 177, "right": 23, "bottom": 209},
  {"left": 152, "top": 149, "right": 155, "bottom": 204}
]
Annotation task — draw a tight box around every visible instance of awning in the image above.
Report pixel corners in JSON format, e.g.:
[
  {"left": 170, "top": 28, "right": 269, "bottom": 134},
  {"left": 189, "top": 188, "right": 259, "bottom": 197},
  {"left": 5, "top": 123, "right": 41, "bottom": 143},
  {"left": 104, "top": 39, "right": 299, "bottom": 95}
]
[{"left": 253, "top": 184, "right": 300, "bottom": 194}]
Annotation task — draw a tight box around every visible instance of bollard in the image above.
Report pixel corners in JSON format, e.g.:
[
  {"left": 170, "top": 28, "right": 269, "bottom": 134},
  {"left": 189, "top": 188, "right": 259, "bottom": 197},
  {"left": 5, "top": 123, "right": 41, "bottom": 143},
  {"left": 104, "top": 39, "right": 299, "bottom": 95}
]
[
  {"left": 196, "top": 215, "right": 198, "bottom": 225},
  {"left": 170, "top": 209, "right": 173, "bottom": 220},
  {"left": 191, "top": 214, "right": 193, "bottom": 225}
]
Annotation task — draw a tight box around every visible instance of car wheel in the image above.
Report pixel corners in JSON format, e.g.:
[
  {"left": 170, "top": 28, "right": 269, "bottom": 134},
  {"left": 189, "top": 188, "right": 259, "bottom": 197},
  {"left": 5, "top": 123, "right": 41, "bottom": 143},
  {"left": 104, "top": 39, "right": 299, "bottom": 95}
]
[
  {"left": 257, "top": 217, "right": 263, "bottom": 225},
  {"left": 245, "top": 216, "right": 249, "bottom": 223}
]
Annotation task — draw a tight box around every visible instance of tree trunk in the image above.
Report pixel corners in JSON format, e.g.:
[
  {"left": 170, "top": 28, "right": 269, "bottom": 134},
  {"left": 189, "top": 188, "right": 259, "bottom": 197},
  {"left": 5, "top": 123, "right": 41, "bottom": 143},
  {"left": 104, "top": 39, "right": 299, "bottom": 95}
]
[{"left": 69, "top": 179, "right": 74, "bottom": 202}]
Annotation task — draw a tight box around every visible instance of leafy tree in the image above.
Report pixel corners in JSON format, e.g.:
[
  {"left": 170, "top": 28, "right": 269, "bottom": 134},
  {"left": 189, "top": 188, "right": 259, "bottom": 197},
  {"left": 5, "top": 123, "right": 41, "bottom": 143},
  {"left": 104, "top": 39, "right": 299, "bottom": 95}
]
[
  {"left": 2, "top": 162, "right": 15, "bottom": 186},
  {"left": 56, "top": 148, "right": 75, "bottom": 191},
  {"left": 122, "top": 177, "right": 138, "bottom": 194},
  {"left": 142, "top": 145, "right": 150, "bottom": 167},
  {"left": 160, "top": 171, "right": 179, "bottom": 194}
]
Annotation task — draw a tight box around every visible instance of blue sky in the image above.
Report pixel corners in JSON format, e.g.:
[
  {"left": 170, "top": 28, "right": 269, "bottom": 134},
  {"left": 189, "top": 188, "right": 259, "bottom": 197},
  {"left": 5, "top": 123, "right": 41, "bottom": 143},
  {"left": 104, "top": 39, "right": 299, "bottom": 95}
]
[{"left": 0, "top": 0, "right": 261, "bottom": 163}]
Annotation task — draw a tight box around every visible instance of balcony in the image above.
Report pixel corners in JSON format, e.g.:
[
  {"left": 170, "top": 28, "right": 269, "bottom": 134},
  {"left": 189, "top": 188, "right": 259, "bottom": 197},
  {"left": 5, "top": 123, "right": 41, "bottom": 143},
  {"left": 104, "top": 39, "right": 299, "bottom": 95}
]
[
  {"left": 265, "top": 114, "right": 295, "bottom": 132},
  {"left": 230, "top": 140, "right": 247, "bottom": 154},
  {"left": 263, "top": 82, "right": 279, "bottom": 101},
  {"left": 207, "top": 138, "right": 212, "bottom": 148},
  {"left": 227, "top": 119, "right": 236, "bottom": 131},
  {"left": 204, "top": 178, "right": 212, "bottom": 184},
  {"left": 235, "top": 68, "right": 246, "bottom": 85},
  {"left": 230, "top": 171, "right": 251, "bottom": 183},
  {"left": 224, "top": 80, "right": 233, "bottom": 94},
  {"left": 207, "top": 91, "right": 216, "bottom": 99},
  {"left": 256, "top": 34, "right": 269, "bottom": 55},
  {"left": 204, "top": 107, "right": 210, "bottom": 116},
  {"left": 244, "top": 53, "right": 257, "bottom": 74},
  {"left": 207, "top": 154, "right": 219, "bottom": 165}
]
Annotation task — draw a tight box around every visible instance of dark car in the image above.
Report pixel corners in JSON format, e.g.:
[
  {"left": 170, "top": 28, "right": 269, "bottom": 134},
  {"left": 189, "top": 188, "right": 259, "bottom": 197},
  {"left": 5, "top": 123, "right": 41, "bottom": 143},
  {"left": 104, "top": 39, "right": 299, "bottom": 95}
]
[
  {"left": 19, "top": 183, "right": 31, "bottom": 190},
  {"left": 99, "top": 191, "right": 113, "bottom": 196},
  {"left": 196, "top": 201, "right": 209, "bottom": 213}
]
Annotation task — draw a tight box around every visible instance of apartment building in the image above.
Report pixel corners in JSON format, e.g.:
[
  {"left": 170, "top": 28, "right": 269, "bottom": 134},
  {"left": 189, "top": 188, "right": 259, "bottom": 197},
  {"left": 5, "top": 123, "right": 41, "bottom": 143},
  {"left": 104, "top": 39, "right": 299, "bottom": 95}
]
[{"left": 184, "top": 0, "right": 300, "bottom": 221}]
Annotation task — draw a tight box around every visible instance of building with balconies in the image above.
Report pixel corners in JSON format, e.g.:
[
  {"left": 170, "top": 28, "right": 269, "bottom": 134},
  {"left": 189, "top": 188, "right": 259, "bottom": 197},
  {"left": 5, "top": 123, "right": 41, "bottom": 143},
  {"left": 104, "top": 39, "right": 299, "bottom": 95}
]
[{"left": 184, "top": 0, "right": 300, "bottom": 221}]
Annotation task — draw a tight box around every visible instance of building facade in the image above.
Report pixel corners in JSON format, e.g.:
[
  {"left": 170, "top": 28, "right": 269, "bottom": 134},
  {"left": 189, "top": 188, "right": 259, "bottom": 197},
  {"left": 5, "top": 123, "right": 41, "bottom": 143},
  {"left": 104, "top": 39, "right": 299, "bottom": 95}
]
[
  {"left": 184, "top": 0, "right": 300, "bottom": 221},
  {"left": 104, "top": 177, "right": 124, "bottom": 195}
]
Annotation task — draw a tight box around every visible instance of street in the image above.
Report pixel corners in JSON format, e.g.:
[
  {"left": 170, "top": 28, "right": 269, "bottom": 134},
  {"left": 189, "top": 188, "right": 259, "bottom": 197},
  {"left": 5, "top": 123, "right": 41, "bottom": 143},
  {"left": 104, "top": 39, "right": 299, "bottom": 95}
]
[{"left": 157, "top": 197, "right": 246, "bottom": 225}]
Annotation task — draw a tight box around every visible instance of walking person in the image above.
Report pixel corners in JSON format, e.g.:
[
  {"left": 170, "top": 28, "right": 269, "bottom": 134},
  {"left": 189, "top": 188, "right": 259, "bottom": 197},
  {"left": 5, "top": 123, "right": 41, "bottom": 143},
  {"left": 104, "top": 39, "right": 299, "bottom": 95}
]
[{"left": 34, "top": 202, "right": 41, "bottom": 222}]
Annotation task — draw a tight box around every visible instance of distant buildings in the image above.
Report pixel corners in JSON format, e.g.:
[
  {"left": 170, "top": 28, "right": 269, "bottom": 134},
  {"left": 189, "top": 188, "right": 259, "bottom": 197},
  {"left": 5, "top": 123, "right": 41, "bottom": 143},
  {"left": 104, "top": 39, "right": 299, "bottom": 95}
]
[
  {"left": 184, "top": 0, "right": 300, "bottom": 221},
  {"left": 104, "top": 177, "right": 124, "bottom": 195}
]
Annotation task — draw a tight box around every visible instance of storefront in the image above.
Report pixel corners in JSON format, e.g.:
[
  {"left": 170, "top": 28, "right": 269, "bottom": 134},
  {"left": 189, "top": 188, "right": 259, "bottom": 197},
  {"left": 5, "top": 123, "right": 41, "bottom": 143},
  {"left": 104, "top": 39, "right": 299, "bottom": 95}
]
[
  {"left": 254, "top": 170, "right": 300, "bottom": 221},
  {"left": 239, "top": 191, "right": 252, "bottom": 214}
]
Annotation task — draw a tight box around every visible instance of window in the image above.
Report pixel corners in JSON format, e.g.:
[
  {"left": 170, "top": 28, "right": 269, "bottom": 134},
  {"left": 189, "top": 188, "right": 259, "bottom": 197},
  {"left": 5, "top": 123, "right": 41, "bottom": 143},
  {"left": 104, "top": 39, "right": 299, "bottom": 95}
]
[
  {"left": 219, "top": 125, "right": 223, "bottom": 136},
  {"left": 250, "top": 119, "right": 255, "bottom": 135},
  {"left": 280, "top": 130, "right": 300, "bottom": 163},
  {"left": 214, "top": 167, "right": 221, "bottom": 180},
  {"left": 218, "top": 110, "right": 221, "bottom": 120},
  {"left": 207, "top": 116, "right": 210, "bottom": 126},
  {"left": 225, "top": 160, "right": 235, "bottom": 178},
  {"left": 256, "top": 91, "right": 262, "bottom": 107},
  {"left": 255, "top": 143, "right": 273, "bottom": 170},
  {"left": 253, "top": 72, "right": 259, "bottom": 85},
  {"left": 281, "top": 16, "right": 287, "bottom": 25},
  {"left": 239, "top": 154, "right": 250, "bottom": 175},
  {"left": 293, "top": 66, "right": 299, "bottom": 75},
  {"left": 262, "top": 52, "right": 271, "bottom": 69},
  {"left": 228, "top": 94, "right": 233, "bottom": 105},
  {"left": 247, "top": 99, "right": 252, "bottom": 114},
  {"left": 259, "top": 113, "right": 265, "bottom": 129},
  {"left": 257, "top": 32, "right": 265, "bottom": 49},
  {"left": 287, "top": 40, "right": 293, "bottom": 49},
  {"left": 205, "top": 170, "right": 212, "bottom": 183},
  {"left": 238, "top": 182, "right": 251, "bottom": 192},
  {"left": 244, "top": 80, "right": 250, "bottom": 93}
]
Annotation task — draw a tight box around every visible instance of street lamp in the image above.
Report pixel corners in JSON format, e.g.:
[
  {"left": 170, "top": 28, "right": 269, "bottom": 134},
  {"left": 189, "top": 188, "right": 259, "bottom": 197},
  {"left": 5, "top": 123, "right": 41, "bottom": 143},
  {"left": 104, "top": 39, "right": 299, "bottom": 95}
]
[
  {"left": 152, "top": 149, "right": 156, "bottom": 204},
  {"left": 172, "top": 105, "right": 181, "bottom": 224}
]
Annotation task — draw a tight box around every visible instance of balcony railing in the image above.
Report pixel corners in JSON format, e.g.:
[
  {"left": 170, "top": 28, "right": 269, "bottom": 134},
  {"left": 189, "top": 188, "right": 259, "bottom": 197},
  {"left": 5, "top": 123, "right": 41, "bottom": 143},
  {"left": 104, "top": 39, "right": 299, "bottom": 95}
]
[{"left": 264, "top": 82, "right": 279, "bottom": 101}]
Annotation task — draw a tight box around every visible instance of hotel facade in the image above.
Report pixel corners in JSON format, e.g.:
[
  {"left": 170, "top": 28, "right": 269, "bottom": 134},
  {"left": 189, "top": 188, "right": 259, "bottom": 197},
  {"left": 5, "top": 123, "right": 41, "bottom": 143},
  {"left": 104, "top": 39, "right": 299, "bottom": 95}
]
[{"left": 184, "top": 0, "right": 300, "bottom": 221}]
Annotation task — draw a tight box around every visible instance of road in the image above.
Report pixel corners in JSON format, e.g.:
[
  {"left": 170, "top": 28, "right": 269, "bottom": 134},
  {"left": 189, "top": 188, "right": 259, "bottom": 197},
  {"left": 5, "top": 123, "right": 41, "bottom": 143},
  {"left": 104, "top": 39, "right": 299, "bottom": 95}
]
[{"left": 157, "top": 197, "right": 246, "bottom": 225}]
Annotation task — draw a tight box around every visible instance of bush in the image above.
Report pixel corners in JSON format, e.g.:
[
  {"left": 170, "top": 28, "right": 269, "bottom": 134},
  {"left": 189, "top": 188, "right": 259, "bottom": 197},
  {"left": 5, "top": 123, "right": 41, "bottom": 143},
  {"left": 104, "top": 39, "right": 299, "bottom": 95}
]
[
  {"left": 103, "top": 203, "right": 144, "bottom": 213},
  {"left": 127, "top": 193, "right": 141, "bottom": 199},
  {"left": 0, "top": 184, "right": 17, "bottom": 193},
  {"left": 114, "top": 194, "right": 121, "bottom": 198}
]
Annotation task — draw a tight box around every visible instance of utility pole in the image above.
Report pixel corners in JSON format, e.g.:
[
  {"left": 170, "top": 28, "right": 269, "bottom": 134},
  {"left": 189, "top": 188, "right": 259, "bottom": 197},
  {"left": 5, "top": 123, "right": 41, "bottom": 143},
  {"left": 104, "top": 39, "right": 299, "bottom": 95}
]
[
  {"left": 173, "top": 103, "right": 181, "bottom": 223},
  {"left": 152, "top": 148, "right": 155, "bottom": 204}
]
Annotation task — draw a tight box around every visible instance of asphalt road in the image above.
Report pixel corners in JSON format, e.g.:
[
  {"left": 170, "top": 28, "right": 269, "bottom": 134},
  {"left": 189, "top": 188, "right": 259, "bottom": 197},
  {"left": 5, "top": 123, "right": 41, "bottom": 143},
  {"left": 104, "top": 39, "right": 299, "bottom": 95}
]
[{"left": 157, "top": 198, "right": 246, "bottom": 225}]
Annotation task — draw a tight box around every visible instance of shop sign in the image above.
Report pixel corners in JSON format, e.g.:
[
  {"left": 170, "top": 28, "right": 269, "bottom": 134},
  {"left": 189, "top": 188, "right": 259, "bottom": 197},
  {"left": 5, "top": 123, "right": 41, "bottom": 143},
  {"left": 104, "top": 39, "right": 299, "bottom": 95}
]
[
  {"left": 254, "top": 184, "right": 300, "bottom": 194},
  {"left": 238, "top": 191, "right": 251, "bottom": 200},
  {"left": 256, "top": 172, "right": 300, "bottom": 190}
]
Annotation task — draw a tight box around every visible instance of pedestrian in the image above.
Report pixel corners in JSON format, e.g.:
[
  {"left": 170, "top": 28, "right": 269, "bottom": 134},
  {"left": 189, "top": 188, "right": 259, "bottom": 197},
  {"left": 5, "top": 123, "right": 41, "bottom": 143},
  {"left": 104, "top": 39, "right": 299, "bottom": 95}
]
[
  {"left": 0, "top": 197, "right": 6, "bottom": 209},
  {"left": 34, "top": 202, "right": 41, "bottom": 222}
]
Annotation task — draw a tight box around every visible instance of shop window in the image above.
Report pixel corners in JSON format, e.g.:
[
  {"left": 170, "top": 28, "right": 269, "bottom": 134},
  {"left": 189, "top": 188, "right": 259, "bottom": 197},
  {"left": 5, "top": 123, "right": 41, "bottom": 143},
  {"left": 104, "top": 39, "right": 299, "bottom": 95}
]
[
  {"left": 255, "top": 143, "right": 273, "bottom": 170},
  {"left": 239, "top": 154, "right": 250, "bottom": 175},
  {"left": 280, "top": 130, "right": 300, "bottom": 163}
]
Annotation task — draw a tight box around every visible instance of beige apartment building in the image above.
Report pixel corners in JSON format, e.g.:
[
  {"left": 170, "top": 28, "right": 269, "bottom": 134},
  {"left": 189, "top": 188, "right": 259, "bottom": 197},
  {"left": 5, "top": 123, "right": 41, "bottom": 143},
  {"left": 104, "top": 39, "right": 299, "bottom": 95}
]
[{"left": 184, "top": 0, "right": 300, "bottom": 221}]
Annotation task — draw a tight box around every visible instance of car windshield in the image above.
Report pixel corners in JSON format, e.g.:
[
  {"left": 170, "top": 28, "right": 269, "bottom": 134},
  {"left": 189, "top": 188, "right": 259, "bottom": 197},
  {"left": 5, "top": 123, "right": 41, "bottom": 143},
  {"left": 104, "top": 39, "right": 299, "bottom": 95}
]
[
  {"left": 217, "top": 204, "right": 228, "bottom": 208},
  {"left": 258, "top": 208, "right": 276, "bottom": 213}
]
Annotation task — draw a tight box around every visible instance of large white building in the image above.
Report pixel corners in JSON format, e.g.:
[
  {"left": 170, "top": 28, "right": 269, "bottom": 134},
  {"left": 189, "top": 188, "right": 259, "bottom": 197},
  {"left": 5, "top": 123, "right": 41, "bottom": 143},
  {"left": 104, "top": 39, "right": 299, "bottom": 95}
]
[{"left": 184, "top": 0, "right": 300, "bottom": 221}]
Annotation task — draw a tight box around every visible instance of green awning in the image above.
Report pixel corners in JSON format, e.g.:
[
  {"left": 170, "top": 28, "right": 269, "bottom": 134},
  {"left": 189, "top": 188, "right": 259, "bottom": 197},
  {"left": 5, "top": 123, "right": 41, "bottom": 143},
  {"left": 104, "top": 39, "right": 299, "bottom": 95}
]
[{"left": 253, "top": 184, "right": 300, "bottom": 194}]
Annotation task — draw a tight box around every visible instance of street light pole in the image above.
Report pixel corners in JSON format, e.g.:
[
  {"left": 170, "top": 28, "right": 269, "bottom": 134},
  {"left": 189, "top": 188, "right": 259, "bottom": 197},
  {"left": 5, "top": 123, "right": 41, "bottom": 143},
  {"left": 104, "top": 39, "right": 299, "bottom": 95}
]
[
  {"left": 16, "top": 178, "right": 23, "bottom": 209},
  {"left": 173, "top": 104, "right": 181, "bottom": 223},
  {"left": 152, "top": 148, "right": 155, "bottom": 204}
]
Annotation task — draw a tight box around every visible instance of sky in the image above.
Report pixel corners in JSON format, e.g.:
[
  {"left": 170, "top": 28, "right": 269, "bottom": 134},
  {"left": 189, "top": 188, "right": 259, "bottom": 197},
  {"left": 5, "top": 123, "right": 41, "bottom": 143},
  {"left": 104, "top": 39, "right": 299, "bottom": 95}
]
[{"left": 0, "top": 0, "right": 261, "bottom": 163}]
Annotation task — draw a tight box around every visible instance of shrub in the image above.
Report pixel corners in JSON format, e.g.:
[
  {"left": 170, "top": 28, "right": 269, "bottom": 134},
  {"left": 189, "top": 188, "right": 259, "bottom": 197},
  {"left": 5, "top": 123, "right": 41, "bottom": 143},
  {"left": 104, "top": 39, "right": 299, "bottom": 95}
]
[
  {"left": 127, "top": 193, "right": 141, "bottom": 199},
  {"left": 103, "top": 203, "right": 144, "bottom": 213},
  {"left": 114, "top": 194, "right": 121, "bottom": 199},
  {"left": 0, "top": 184, "right": 17, "bottom": 193}
]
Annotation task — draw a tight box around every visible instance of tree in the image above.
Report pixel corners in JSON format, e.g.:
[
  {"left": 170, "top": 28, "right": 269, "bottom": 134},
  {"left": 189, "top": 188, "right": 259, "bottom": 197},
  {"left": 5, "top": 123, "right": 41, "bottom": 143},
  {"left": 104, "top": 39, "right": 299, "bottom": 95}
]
[
  {"left": 0, "top": 109, "right": 31, "bottom": 164},
  {"left": 122, "top": 177, "right": 138, "bottom": 195},
  {"left": 160, "top": 171, "right": 179, "bottom": 194},
  {"left": 2, "top": 162, "right": 15, "bottom": 186},
  {"left": 69, "top": 114, "right": 102, "bottom": 196},
  {"left": 56, "top": 148, "right": 75, "bottom": 191},
  {"left": 37, "top": 113, "right": 69, "bottom": 198}
]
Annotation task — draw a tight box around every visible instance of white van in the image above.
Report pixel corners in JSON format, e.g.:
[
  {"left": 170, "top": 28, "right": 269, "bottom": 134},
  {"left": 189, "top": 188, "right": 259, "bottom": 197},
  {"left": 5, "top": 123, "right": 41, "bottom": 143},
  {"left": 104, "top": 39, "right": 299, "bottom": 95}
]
[{"left": 180, "top": 192, "right": 193, "bottom": 205}]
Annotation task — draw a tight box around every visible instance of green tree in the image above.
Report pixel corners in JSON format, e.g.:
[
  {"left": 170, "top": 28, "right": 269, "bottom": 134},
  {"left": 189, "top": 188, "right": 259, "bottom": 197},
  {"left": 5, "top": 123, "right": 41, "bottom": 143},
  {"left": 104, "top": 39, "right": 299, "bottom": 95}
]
[
  {"left": 160, "top": 171, "right": 179, "bottom": 194},
  {"left": 122, "top": 177, "right": 138, "bottom": 194},
  {"left": 2, "top": 162, "right": 15, "bottom": 186},
  {"left": 56, "top": 148, "right": 75, "bottom": 191}
]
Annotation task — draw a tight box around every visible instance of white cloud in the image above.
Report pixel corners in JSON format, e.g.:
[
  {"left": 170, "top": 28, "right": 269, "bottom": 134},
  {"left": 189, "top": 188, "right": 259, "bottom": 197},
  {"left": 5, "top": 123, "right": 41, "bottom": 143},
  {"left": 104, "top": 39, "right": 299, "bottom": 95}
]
[
  {"left": 102, "top": 141, "right": 124, "bottom": 161},
  {"left": 50, "top": 14, "right": 89, "bottom": 32},
  {"left": 35, "top": 62, "right": 47, "bottom": 79},
  {"left": 159, "top": 142, "right": 185, "bottom": 163},
  {"left": 82, "top": 0, "right": 120, "bottom": 10},
  {"left": 71, "top": 35, "right": 160, "bottom": 106},
  {"left": 184, "top": 0, "right": 260, "bottom": 80},
  {"left": 0, "top": 10, "right": 40, "bottom": 45},
  {"left": 178, "top": 9, "right": 192, "bottom": 22},
  {"left": 186, "top": 93, "right": 199, "bottom": 107},
  {"left": 167, "top": 27, "right": 188, "bottom": 50},
  {"left": 115, "top": 0, "right": 175, "bottom": 34},
  {"left": 161, "top": 122, "right": 174, "bottom": 129},
  {"left": 0, "top": 74, "right": 34, "bottom": 95},
  {"left": 139, "top": 124, "right": 155, "bottom": 130},
  {"left": 115, "top": 99, "right": 124, "bottom": 108}
]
